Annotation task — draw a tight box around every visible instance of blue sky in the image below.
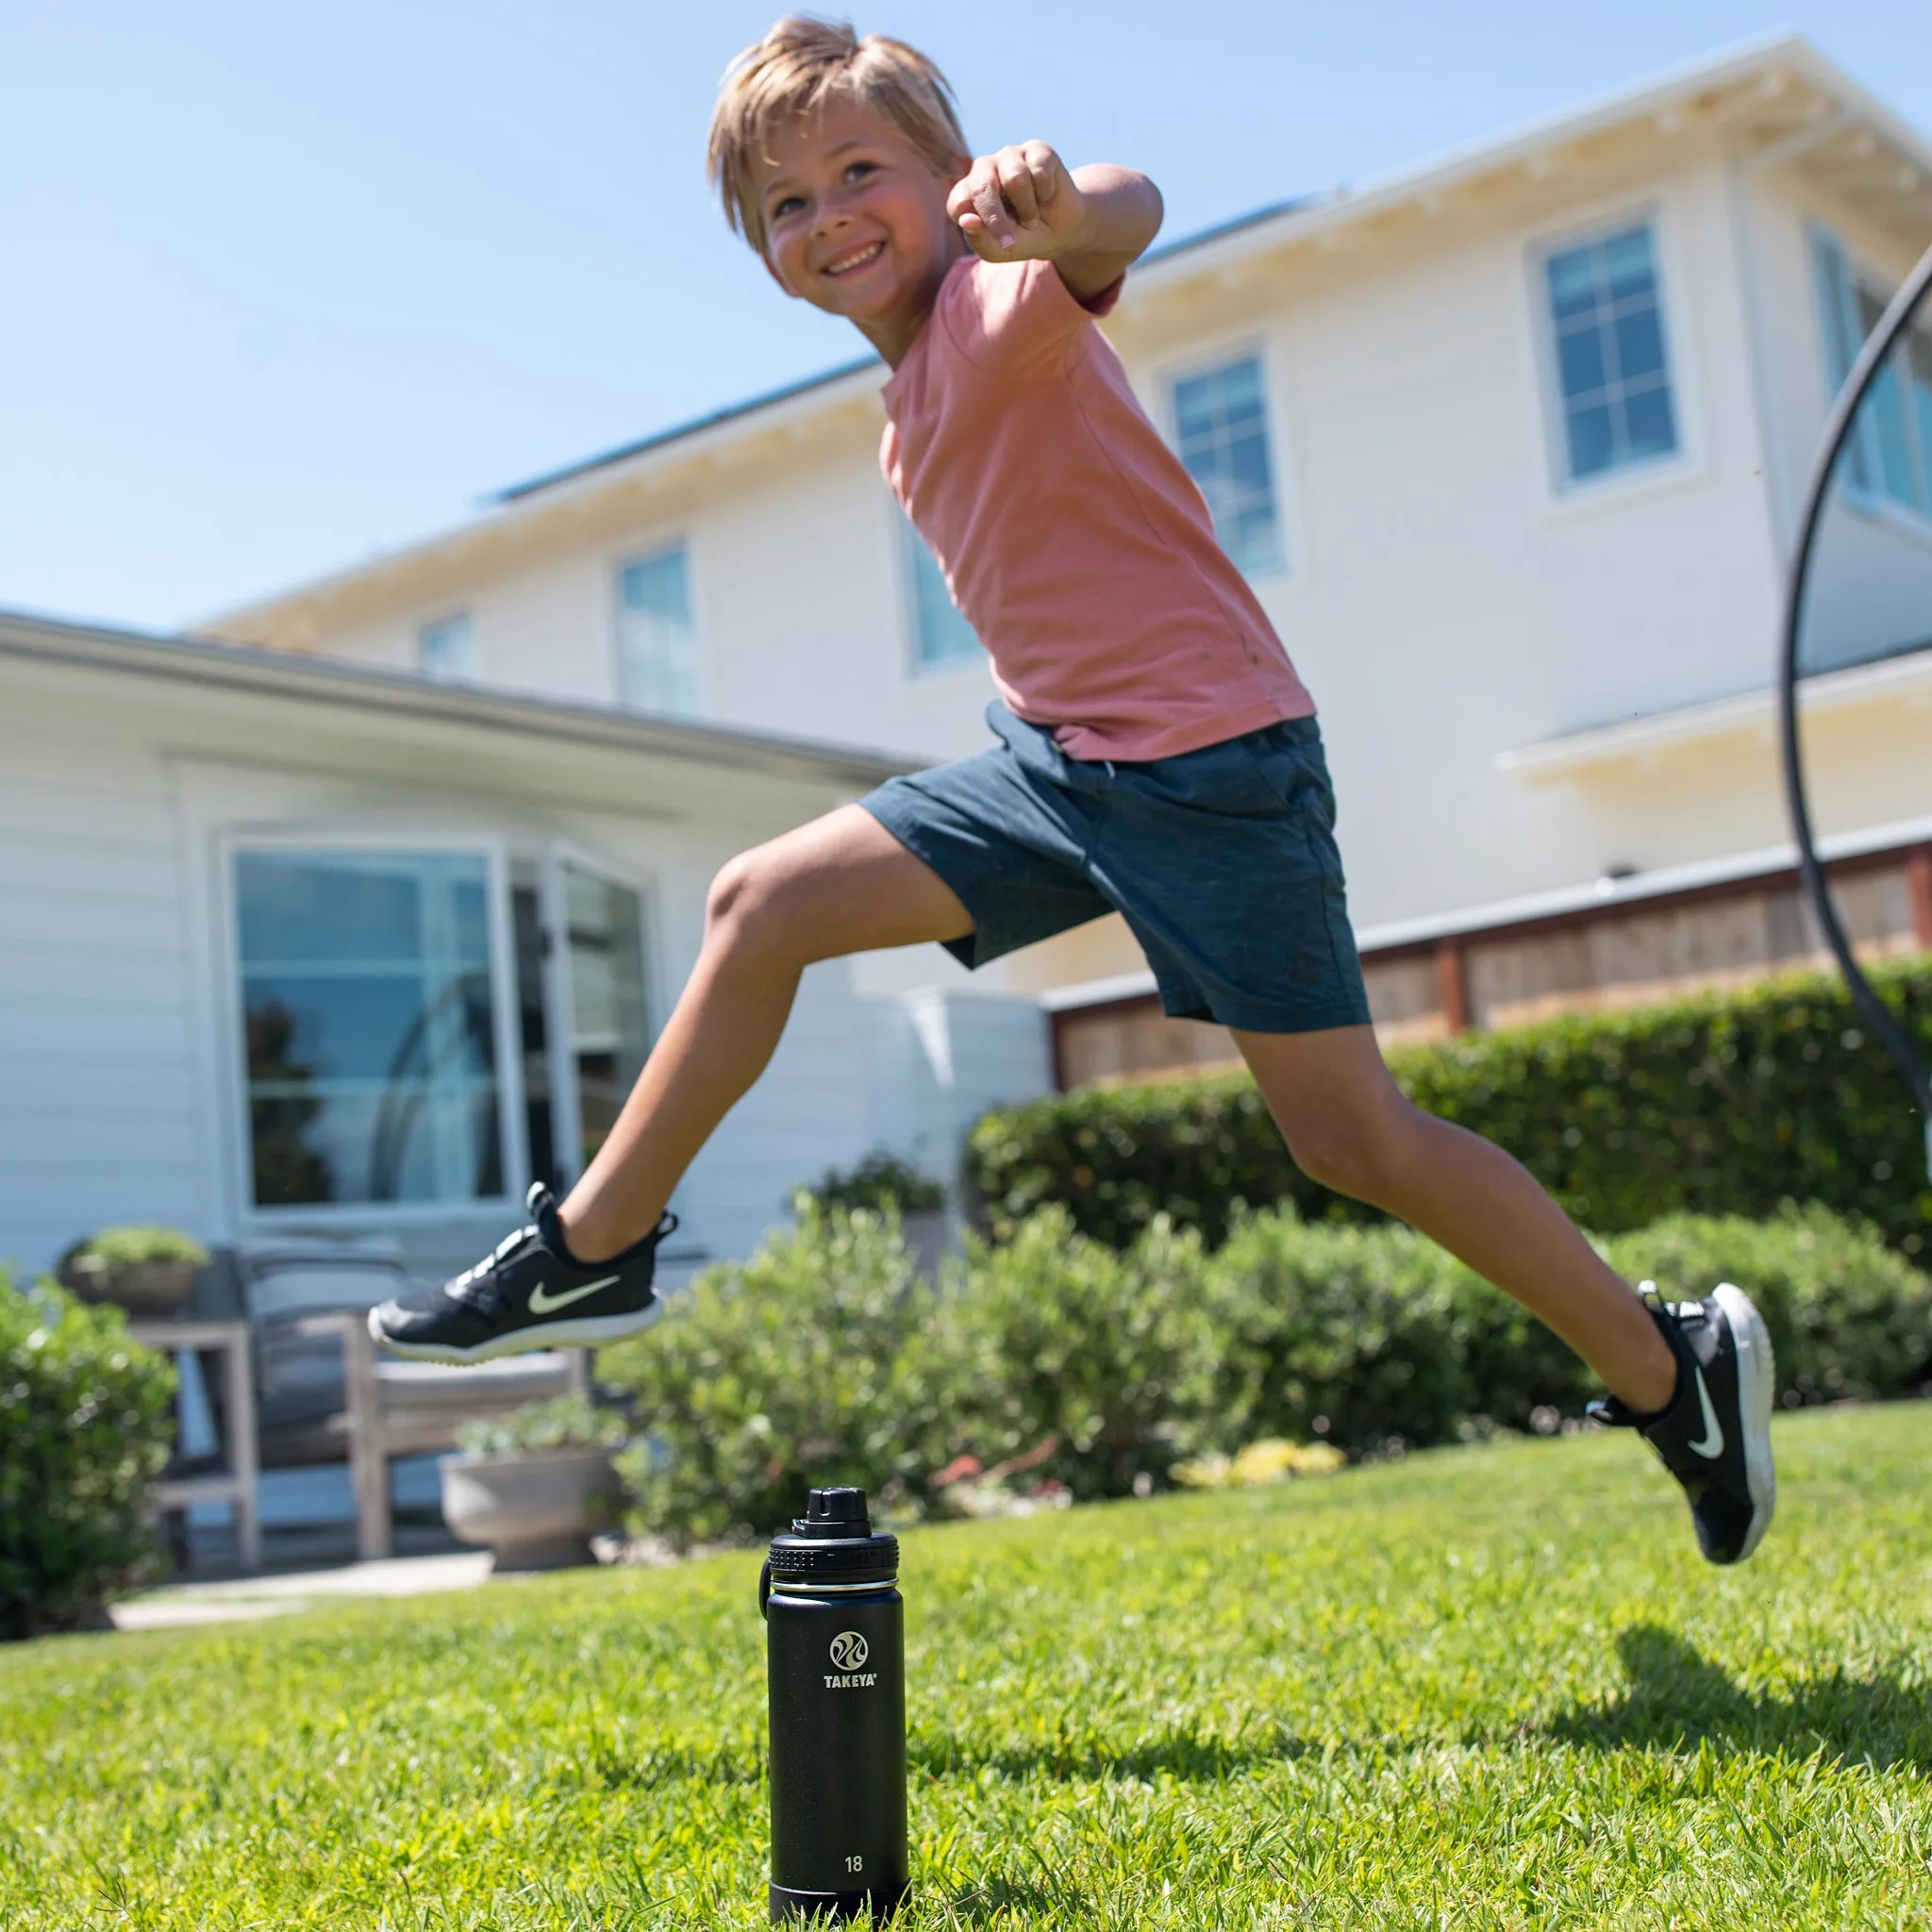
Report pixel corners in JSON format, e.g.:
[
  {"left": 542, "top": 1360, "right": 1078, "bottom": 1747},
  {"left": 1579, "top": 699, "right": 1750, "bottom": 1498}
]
[{"left": 3, "top": 2, "right": 1928, "bottom": 630}]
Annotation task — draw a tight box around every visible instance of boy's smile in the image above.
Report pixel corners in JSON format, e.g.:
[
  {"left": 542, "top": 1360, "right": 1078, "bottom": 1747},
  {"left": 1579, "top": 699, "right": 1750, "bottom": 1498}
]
[{"left": 752, "top": 102, "right": 967, "bottom": 366}]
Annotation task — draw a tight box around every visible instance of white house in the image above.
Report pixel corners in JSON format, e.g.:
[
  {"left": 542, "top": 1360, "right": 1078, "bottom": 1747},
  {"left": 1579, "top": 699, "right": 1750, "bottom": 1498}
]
[
  {"left": 206, "top": 34, "right": 1932, "bottom": 1086},
  {"left": 11, "top": 34, "right": 1932, "bottom": 1285},
  {"left": 0, "top": 609, "right": 1049, "bottom": 1281}
]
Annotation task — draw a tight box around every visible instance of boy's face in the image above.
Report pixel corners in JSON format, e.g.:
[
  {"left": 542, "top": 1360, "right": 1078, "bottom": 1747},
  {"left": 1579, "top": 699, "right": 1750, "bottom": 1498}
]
[{"left": 753, "top": 102, "right": 965, "bottom": 336}]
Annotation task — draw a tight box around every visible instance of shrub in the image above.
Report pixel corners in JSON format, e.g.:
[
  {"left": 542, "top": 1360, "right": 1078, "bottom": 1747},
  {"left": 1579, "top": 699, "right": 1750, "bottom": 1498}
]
[
  {"left": 1607, "top": 1204, "right": 1932, "bottom": 1407},
  {"left": 930, "top": 1208, "right": 1214, "bottom": 1500},
  {"left": 1186, "top": 1206, "right": 1930, "bottom": 1459},
  {"left": 0, "top": 1269, "right": 177, "bottom": 1641},
  {"left": 597, "top": 1206, "right": 944, "bottom": 1548},
  {"left": 595, "top": 1200, "right": 1930, "bottom": 1543},
  {"left": 454, "top": 1393, "right": 626, "bottom": 1460},
  {"left": 1189, "top": 1215, "right": 1486, "bottom": 1457},
  {"left": 968, "top": 958, "right": 1932, "bottom": 1256},
  {"left": 800, "top": 1148, "right": 944, "bottom": 1215}
]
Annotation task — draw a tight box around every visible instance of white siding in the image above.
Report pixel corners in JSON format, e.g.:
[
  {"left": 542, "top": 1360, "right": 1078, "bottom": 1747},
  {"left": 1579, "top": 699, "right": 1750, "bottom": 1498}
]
[
  {"left": 0, "top": 642, "right": 1027, "bottom": 1280},
  {"left": 0, "top": 695, "right": 206, "bottom": 1274}
]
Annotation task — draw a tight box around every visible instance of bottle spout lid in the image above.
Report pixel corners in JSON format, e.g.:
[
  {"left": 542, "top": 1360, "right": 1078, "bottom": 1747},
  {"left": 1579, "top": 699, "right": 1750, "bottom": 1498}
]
[
  {"left": 795, "top": 1486, "right": 872, "bottom": 1538},
  {"left": 767, "top": 1484, "right": 898, "bottom": 1584}
]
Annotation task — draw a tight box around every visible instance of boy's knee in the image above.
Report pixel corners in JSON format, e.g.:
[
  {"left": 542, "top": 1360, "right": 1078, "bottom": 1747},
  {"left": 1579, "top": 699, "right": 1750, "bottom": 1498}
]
[
  {"left": 705, "top": 852, "right": 757, "bottom": 930},
  {"left": 705, "top": 846, "right": 808, "bottom": 952},
  {"left": 706, "top": 849, "right": 782, "bottom": 937},
  {"left": 1282, "top": 1099, "right": 1411, "bottom": 1204}
]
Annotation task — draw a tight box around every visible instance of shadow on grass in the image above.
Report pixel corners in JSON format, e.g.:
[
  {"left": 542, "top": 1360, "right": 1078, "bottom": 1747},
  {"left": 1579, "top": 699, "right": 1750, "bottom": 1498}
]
[
  {"left": 583, "top": 1739, "right": 762, "bottom": 1790},
  {"left": 767, "top": 1878, "right": 1092, "bottom": 1930},
  {"left": 910, "top": 1721, "right": 1310, "bottom": 1784},
  {"left": 919, "top": 1874, "right": 1087, "bottom": 1924},
  {"left": 574, "top": 1723, "right": 1305, "bottom": 1793},
  {"left": 1546, "top": 1624, "right": 1932, "bottom": 1773}
]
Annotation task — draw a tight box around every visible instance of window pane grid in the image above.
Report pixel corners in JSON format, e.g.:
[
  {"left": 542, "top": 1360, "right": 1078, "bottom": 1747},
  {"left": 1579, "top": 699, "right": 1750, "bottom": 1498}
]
[
  {"left": 1814, "top": 226, "right": 1932, "bottom": 523},
  {"left": 236, "top": 850, "right": 504, "bottom": 1208},
  {"left": 1544, "top": 224, "right": 1679, "bottom": 483},
  {"left": 1172, "top": 356, "right": 1287, "bottom": 576},
  {"left": 617, "top": 546, "right": 702, "bottom": 720},
  {"left": 562, "top": 866, "right": 651, "bottom": 1171}
]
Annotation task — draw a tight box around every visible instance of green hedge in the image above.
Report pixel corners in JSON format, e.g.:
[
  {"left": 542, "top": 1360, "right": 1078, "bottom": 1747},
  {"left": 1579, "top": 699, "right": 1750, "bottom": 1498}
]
[
  {"left": 931, "top": 1208, "right": 1214, "bottom": 1498},
  {"left": 598, "top": 1202, "right": 1932, "bottom": 1545},
  {"left": 599, "top": 1207, "right": 942, "bottom": 1548},
  {"left": 1, "top": 1270, "right": 177, "bottom": 1641},
  {"left": 969, "top": 958, "right": 1932, "bottom": 1256}
]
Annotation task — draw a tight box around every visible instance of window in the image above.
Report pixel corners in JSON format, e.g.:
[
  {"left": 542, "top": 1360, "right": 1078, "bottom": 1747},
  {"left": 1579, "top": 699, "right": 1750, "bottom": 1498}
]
[
  {"left": 899, "top": 511, "right": 980, "bottom": 672},
  {"left": 512, "top": 856, "right": 653, "bottom": 1191},
  {"left": 234, "top": 849, "right": 504, "bottom": 1208},
  {"left": 1541, "top": 221, "right": 1679, "bottom": 485},
  {"left": 558, "top": 864, "right": 651, "bottom": 1172},
  {"left": 616, "top": 544, "right": 701, "bottom": 720},
  {"left": 1812, "top": 225, "right": 1932, "bottom": 520},
  {"left": 1170, "top": 355, "right": 1287, "bottom": 575},
  {"left": 417, "top": 611, "right": 476, "bottom": 683}
]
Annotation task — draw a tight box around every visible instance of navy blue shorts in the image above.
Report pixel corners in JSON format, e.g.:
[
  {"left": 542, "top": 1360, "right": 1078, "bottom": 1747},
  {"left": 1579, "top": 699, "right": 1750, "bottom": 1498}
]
[{"left": 859, "top": 704, "right": 1373, "bottom": 1034}]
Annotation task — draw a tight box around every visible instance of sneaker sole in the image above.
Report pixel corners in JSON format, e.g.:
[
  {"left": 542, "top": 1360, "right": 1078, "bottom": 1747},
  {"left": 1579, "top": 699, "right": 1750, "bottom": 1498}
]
[
  {"left": 1713, "top": 1281, "right": 1776, "bottom": 1561},
  {"left": 368, "top": 1300, "right": 662, "bottom": 1365}
]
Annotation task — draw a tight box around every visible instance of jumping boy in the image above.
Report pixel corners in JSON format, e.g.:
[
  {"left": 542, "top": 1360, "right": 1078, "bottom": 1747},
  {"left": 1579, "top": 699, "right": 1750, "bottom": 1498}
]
[{"left": 374, "top": 16, "right": 1776, "bottom": 1564}]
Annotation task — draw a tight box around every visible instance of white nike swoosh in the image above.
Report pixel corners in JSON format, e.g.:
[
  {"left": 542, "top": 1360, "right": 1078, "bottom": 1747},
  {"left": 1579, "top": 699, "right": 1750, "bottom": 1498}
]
[
  {"left": 527, "top": 1274, "right": 620, "bottom": 1315},
  {"left": 1687, "top": 1365, "right": 1725, "bottom": 1459}
]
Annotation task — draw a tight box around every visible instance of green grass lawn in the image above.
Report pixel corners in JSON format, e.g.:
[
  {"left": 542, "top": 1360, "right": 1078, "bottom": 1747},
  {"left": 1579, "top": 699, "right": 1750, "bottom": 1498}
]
[{"left": 3, "top": 1406, "right": 1929, "bottom": 1930}]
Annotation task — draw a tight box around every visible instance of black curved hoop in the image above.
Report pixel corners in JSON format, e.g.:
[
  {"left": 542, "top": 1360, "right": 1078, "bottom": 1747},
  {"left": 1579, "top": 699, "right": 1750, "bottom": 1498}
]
[{"left": 1777, "top": 239, "right": 1932, "bottom": 1178}]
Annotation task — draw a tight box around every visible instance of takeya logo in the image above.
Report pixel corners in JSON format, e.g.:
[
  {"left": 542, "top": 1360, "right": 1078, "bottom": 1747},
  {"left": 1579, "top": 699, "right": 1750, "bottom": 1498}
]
[{"left": 825, "top": 1630, "right": 876, "bottom": 1689}]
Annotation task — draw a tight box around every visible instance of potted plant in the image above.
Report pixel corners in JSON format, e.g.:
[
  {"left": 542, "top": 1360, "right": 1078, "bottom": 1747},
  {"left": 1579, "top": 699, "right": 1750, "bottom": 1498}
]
[
  {"left": 439, "top": 1394, "right": 627, "bottom": 1574},
  {"left": 58, "top": 1226, "right": 208, "bottom": 1317},
  {"left": 798, "top": 1148, "right": 951, "bottom": 1276}
]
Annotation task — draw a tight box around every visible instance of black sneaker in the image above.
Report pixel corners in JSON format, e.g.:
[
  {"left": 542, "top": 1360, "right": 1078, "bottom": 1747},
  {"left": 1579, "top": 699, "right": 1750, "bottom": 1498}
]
[
  {"left": 370, "top": 1184, "right": 675, "bottom": 1363},
  {"left": 1590, "top": 1283, "right": 1775, "bottom": 1565}
]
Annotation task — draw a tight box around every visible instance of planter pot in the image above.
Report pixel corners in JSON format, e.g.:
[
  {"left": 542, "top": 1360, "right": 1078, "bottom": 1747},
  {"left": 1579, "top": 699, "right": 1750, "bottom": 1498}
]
[
  {"left": 438, "top": 1446, "right": 622, "bottom": 1574},
  {"left": 61, "top": 1257, "right": 198, "bottom": 1316}
]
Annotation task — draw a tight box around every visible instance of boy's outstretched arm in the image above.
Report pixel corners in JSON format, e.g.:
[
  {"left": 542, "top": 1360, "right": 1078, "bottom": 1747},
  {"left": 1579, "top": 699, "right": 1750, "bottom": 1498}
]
[{"left": 947, "top": 143, "right": 1163, "bottom": 300}]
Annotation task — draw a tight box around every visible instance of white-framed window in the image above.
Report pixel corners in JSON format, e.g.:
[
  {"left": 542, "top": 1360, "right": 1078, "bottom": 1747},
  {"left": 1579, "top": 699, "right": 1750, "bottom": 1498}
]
[
  {"left": 231, "top": 846, "right": 509, "bottom": 1209},
  {"left": 1169, "top": 353, "right": 1288, "bottom": 576},
  {"left": 898, "top": 509, "right": 980, "bottom": 674},
  {"left": 1538, "top": 218, "right": 1680, "bottom": 487},
  {"left": 510, "top": 850, "right": 654, "bottom": 1191},
  {"left": 616, "top": 543, "right": 702, "bottom": 720},
  {"left": 417, "top": 610, "right": 477, "bottom": 683},
  {"left": 1811, "top": 224, "right": 1932, "bottom": 522}
]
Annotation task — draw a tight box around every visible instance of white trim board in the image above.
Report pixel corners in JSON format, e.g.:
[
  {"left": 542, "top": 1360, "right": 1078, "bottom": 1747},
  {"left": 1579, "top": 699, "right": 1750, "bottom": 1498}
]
[{"left": 1497, "top": 644, "right": 1932, "bottom": 777}]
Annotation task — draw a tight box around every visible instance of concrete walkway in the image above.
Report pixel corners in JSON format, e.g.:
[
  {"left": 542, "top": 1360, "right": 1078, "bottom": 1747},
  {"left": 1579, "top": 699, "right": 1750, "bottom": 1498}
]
[{"left": 110, "top": 1550, "right": 495, "bottom": 1630}]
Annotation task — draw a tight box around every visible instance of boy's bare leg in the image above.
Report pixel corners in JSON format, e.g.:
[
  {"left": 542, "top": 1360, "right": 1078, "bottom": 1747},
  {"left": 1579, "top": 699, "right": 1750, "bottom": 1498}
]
[
  {"left": 558, "top": 806, "right": 974, "bottom": 1262},
  {"left": 1233, "top": 1024, "right": 1677, "bottom": 1412}
]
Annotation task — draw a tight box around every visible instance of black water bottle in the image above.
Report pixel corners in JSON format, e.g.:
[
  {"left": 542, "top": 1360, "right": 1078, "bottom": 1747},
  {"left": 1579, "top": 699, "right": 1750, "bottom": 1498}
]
[{"left": 760, "top": 1487, "right": 908, "bottom": 1923}]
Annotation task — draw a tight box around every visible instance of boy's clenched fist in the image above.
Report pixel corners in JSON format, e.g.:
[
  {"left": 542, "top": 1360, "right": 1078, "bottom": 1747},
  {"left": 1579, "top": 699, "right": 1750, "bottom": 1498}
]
[{"left": 947, "top": 141, "right": 1091, "bottom": 260}]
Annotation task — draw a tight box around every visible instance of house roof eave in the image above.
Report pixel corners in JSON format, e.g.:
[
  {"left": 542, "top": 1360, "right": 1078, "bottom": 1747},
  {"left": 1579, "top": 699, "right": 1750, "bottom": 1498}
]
[{"left": 0, "top": 605, "right": 914, "bottom": 790}]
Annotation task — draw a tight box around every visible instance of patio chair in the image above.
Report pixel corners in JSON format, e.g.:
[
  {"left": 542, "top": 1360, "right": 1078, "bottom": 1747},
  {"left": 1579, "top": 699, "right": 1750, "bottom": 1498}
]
[{"left": 242, "top": 1237, "right": 581, "bottom": 1562}]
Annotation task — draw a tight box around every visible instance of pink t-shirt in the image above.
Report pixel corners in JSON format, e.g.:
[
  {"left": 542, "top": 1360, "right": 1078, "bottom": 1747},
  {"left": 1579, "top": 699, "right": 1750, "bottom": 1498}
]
[{"left": 880, "top": 255, "right": 1314, "bottom": 762}]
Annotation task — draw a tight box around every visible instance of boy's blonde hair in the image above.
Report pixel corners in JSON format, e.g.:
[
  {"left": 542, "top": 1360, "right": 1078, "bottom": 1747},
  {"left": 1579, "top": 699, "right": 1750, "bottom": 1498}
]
[{"left": 708, "top": 15, "right": 968, "bottom": 255}]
